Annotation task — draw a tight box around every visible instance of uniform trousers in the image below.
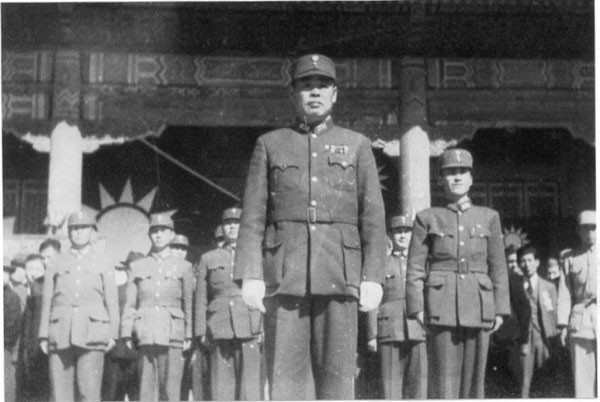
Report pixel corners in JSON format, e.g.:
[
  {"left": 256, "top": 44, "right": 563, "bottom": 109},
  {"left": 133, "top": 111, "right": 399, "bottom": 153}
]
[
  {"left": 569, "top": 337, "right": 597, "bottom": 397},
  {"left": 180, "top": 348, "right": 194, "bottom": 400},
  {"left": 427, "top": 325, "right": 490, "bottom": 399},
  {"left": 264, "top": 295, "right": 358, "bottom": 400},
  {"left": 48, "top": 347, "right": 104, "bottom": 402},
  {"left": 139, "top": 344, "right": 184, "bottom": 401},
  {"left": 380, "top": 341, "right": 427, "bottom": 399},
  {"left": 517, "top": 328, "right": 549, "bottom": 398},
  {"left": 210, "top": 338, "right": 262, "bottom": 400},
  {"left": 192, "top": 346, "right": 210, "bottom": 400},
  {"left": 5, "top": 349, "right": 16, "bottom": 402},
  {"left": 101, "top": 355, "right": 139, "bottom": 401}
]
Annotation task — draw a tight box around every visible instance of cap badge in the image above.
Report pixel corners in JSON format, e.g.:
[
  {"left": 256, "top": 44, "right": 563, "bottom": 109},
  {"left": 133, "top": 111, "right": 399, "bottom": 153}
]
[
  {"left": 456, "top": 150, "right": 461, "bottom": 162},
  {"left": 311, "top": 55, "right": 319, "bottom": 67}
]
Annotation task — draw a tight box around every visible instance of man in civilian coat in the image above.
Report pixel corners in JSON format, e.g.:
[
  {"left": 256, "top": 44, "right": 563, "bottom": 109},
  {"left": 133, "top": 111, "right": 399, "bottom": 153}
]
[
  {"left": 558, "top": 210, "right": 597, "bottom": 398},
  {"left": 5, "top": 260, "right": 23, "bottom": 402},
  {"left": 406, "top": 148, "right": 510, "bottom": 399},
  {"left": 195, "top": 207, "right": 263, "bottom": 400},
  {"left": 234, "top": 54, "right": 386, "bottom": 400},
  {"left": 38, "top": 210, "right": 120, "bottom": 401},
  {"left": 510, "top": 245, "right": 559, "bottom": 397},
  {"left": 366, "top": 214, "right": 427, "bottom": 399},
  {"left": 121, "top": 214, "right": 194, "bottom": 401}
]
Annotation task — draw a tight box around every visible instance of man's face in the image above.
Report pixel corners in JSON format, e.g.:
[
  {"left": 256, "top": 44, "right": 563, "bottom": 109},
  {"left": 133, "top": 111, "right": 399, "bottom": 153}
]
[
  {"left": 222, "top": 219, "right": 240, "bottom": 243},
  {"left": 290, "top": 75, "right": 337, "bottom": 124},
  {"left": 578, "top": 224, "right": 596, "bottom": 247},
  {"left": 546, "top": 258, "right": 560, "bottom": 280},
  {"left": 40, "top": 246, "right": 59, "bottom": 266},
  {"left": 440, "top": 167, "right": 472, "bottom": 200},
  {"left": 391, "top": 227, "right": 412, "bottom": 251},
  {"left": 169, "top": 246, "right": 188, "bottom": 260},
  {"left": 11, "top": 266, "right": 26, "bottom": 284},
  {"left": 25, "top": 259, "right": 45, "bottom": 283},
  {"left": 69, "top": 225, "right": 93, "bottom": 248},
  {"left": 506, "top": 252, "right": 521, "bottom": 274},
  {"left": 519, "top": 253, "right": 539, "bottom": 278},
  {"left": 149, "top": 227, "right": 175, "bottom": 249}
]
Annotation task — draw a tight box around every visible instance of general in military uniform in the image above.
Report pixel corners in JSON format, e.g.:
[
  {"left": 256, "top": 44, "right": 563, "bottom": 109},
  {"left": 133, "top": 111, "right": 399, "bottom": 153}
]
[
  {"left": 366, "top": 214, "right": 427, "bottom": 399},
  {"left": 558, "top": 210, "right": 597, "bottom": 397},
  {"left": 120, "top": 214, "right": 194, "bottom": 401},
  {"left": 195, "top": 207, "right": 263, "bottom": 400},
  {"left": 406, "top": 148, "right": 510, "bottom": 399},
  {"left": 234, "top": 54, "right": 386, "bottom": 400},
  {"left": 38, "top": 211, "right": 120, "bottom": 401}
]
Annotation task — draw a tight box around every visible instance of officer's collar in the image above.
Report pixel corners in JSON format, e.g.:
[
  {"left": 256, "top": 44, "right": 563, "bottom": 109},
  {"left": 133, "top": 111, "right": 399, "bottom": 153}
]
[
  {"left": 447, "top": 197, "right": 472, "bottom": 213},
  {"left": 293, "top": 116, "right": 334, "bottom": 135},
  {"left": 70, "top": 245, "right": 91, "bottom": 256}
]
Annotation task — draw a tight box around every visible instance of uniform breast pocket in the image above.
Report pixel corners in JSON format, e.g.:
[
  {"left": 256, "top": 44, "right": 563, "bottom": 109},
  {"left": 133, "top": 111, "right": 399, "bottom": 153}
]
[
  {"left": 469, "top": 226, "right": 491, "bottom": 260},
  {"left": 327, "top": 154, "right": 356, "bottom": 192},
  {"left": 270, "top": 161, "right": 301, "bottom": 191},
  {"left": 428, "top": 226, "right": 455, "bottom": 258},
  {"left": 477, "top": 276, "right": 495, "bottom": 323}
]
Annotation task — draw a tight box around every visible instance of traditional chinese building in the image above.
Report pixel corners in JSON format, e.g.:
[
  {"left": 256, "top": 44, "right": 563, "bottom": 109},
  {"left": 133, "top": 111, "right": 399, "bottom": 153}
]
[{"left": 2, "top": 1, "right": 595, "bottom": 263}]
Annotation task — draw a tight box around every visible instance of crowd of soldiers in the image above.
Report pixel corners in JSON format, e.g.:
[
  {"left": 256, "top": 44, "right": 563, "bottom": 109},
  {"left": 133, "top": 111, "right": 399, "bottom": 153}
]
[{"left": 3, "top": 53, "right": 597, "bottom": 401}]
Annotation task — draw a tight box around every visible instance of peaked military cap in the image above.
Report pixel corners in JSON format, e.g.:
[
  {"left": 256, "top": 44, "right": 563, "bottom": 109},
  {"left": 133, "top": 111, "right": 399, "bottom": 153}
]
[
  {"left": 171, "top": 234, "right": 189, "bottom": 248},
  {"left": 10, "top": 253, "right": 27, "bottom": 268},
  {"left": 291, "top": 54, "right": 336, "bottom": 82},
  {"left": 4, "top": 257, "right": 15, "bottom": 272},
  {"left": 439, "top": 148, "right": 473, "bottom": 172},
  {"left": 388, "top": 214, "right": 414, "bottom": 230},
  {"left": 149, "top": 213, "right": 174, "bottom": 229},
  {"left": 578, "top": 210, "right": 596, "bottom": 226},
  {"left": 67, "top": 210, "right": 97, "bottom": 227},
  {"left": 222, "top": 207, "right": 242, "bottom": 222}
]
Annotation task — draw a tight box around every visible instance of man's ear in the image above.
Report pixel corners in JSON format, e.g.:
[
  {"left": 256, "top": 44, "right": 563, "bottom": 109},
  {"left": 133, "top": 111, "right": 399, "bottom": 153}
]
[{"left": 332, "top": 84, "right": 338, "bottom": 104}]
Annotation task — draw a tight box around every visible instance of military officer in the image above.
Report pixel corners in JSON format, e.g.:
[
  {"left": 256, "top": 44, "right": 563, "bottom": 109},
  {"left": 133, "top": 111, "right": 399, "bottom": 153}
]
[
  {"left": 406, "top": 148, "right": 510, "bottom": 399},
  {"left": 121, "top": 214, "right": 194, "bottom": 401},
  {"left": 557, "top": 210, "right": 597, "bottom": 397},
  {"left": 366, "top": 214, "right": 427, "bottom": 399},
  {"left": 195, "top": 207, "right": 262, "bottom": 400},
  {"left": 234, "top": 54, "right": 386, "bottom": 400},
  {"left": 170, "top": 233, "right": 190, "bottom": 261},
  {"left": 38, "top": 210, "right": 120, "bottom": 401}
]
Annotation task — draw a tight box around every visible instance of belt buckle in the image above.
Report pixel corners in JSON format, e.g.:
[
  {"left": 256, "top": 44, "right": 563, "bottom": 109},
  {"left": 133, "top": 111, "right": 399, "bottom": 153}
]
[{"left": 307, "top": 207, "right": 316, "bottom": 223}]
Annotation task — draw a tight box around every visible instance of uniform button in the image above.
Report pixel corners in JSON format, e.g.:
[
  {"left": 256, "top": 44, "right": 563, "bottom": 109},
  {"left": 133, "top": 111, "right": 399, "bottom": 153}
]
[
  {"left": 311, "top": 134, "right": 317, "bottom": 139},
  {"left": 460, "top": 258, "right": 466, "bottom": 262},
  {"left": 342, "top": 161, "right": 347, "bottom": 167},
  {"left": 157, "top": 281, "right": 161, "bottom": 285},
  {"left": 155, "top": 293, "right": 160, "bottom": 297},
  {"left": 229, "top": 301, "right": 234, "bottom": 306},
  {"left": 230, "top": 274, "right": 233, "bottom": 278},
  {"left": 310, "top": 200, "right": 317, "bottom": 206},
  {"left": 460, "top": 274, "right": 465, "bottom": 279},
  {"left": 310, "top": 225, "right": 316, "bottom": 231},
  {"left": 76, "top": 266, "right": 81, "bottom": 271},
  {"left": 459, "top": 241, "right": 465, "bottom": 246},
  {"left": 311, "top": 152, "right": 318, "bottom": 158},
  {"left": 155, "top": 306, "right": 160, "bottom": 310},
  {"left": 459, "top": 225, "right": 464, "bottom": 231},
  {"left": 75, "top": 293, "right": 79, "bottom": 297},
  {"left": 76, "top": 280, "right": 80, "bottom": 285},
  {"left": 325, "top": 145, "right": 330, "bottom": 150},
  {"left": 158, "top": 269, "right": 162, "bottom": 274},
  {"left": 331, "top": 284, "right": 336, "bottom": 288},
  {"left": 311, "top": 176, "right": 318, "bottom": 183}
]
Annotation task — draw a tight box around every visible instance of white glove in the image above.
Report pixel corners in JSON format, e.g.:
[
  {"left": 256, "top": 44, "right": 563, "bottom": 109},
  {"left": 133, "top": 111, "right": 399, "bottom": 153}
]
[
  {"left": 359, "top": 281, "right": 383, "bottom": 312},
  {"left": 242, "top": 279, "right": 266, "bottom": 313}
]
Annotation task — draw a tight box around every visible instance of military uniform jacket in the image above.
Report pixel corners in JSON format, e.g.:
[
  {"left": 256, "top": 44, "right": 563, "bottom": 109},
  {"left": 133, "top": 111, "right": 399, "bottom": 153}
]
[
  {"left": 120, "top": 252, "right": 193, "bottom": 348},
  {"left": 234, "top": 118, "right": 386, "bottom": 297},
  {"left": 557, "top": 245, "right": 597, "bottom": 339},
  {"left": 367, "top": 252, "right": 426, "bottom": 343},
  {"left": 194, "top": 245, "right": 262, "bottom": 340},
  {"left": 406, "top": 202, "right": 510, "bottom": 328},
  {"left": 38, "top": 248, "right": 119, "bottom": 352}
]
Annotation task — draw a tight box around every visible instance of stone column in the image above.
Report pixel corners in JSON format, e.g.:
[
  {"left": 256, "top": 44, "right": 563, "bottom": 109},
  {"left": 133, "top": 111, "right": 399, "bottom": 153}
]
[{"left": 397, "top": 57, "right": 430, "bottom": 218}]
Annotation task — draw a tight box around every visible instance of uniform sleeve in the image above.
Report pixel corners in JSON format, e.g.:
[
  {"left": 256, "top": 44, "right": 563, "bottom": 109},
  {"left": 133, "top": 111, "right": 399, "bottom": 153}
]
[
  {"left": 4, "top": 289, "right": 23, "bottom": 350},
  {"left": 557, "top": 253, "right": 573, "bottom": 327},
  {"left": 356, "top": 137, "right": 387, "bottom": 284},
  {"left": 194, "top": 257, "right": 209, "bottom": 337},
  {"left": 120, "top": 265, "right": 138, "bottom": 339},
  {"left": 406, "top": 212, "right": 429, "bottom": 316},
  {"left": 102, "top": 263, "right": 120, "bottom": 340},
  {"left": 182, "top": 262, "right": 194, "bottom": 340},
  {"left": 508, "top": 273, "right": 531, "bottom": 345},
  {"left": 38, "top": 261, "right": 56, "bottom": 340},
  {"left": 487, "top": 211, "right": 511, "bottom": 316},
  {"left": 234, "top": 137, "right": 269, "bottom": 282}
]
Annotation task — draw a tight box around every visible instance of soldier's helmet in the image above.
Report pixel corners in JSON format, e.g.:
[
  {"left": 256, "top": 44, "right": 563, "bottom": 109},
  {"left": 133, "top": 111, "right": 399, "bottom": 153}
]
[
  {"left": 438, "top": 148, "right": 473, "bottom": 172},
  {"left": 149, "top": 213, "right": 174, "bottom": 230},
  {"left": 388, "top": 214, "right": 414, "bottom": 230},
  {"left": 222, "top": 207, "right": 242, "bottom": 222},
  {"left": 291, "top": 54, "right": 336, "bottom": 82},
  {"left": 67, "top": 210, "right": 97, "bottom": 228}
]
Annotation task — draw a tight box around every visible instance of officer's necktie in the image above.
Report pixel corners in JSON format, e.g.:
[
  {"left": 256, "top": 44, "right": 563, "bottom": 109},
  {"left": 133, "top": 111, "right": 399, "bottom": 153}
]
[{"left": 525, "top": 277, "right": 533, "bottom": 297}]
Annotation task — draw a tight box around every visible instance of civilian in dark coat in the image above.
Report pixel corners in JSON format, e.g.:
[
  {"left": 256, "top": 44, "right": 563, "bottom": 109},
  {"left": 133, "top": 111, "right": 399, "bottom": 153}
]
[{"left": 5, "top": 262, "right": 23, "bottom": 402}]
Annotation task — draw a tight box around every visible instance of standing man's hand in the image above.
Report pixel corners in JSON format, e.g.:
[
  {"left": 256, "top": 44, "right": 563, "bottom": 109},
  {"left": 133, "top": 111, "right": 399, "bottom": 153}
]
[
  {"left": 367, "top": 338, "right": 378, "bottom": 353},
  {"left": 560, "top": 327, "right": 568, "bottom": 347},
  {"left": 242, "top": 279, "right": 266, "bottom": 313},
  {"left": 39, "top": 339, "right": 48, "bottom": 355},
  {"left": 183, "top": 339, "right": 192, "bottom": 351},
  {"left": 359, "top": 281, "right": 383, "bottom": 312},
  {"left": 490, "top": 315, "right": 504, "bottom": 333},
  {"left": 105, "top": 338, "right": 116, "bottom": 352},
  {"left": 415, "top": 311, "right": 425, "bottom": 326}
]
